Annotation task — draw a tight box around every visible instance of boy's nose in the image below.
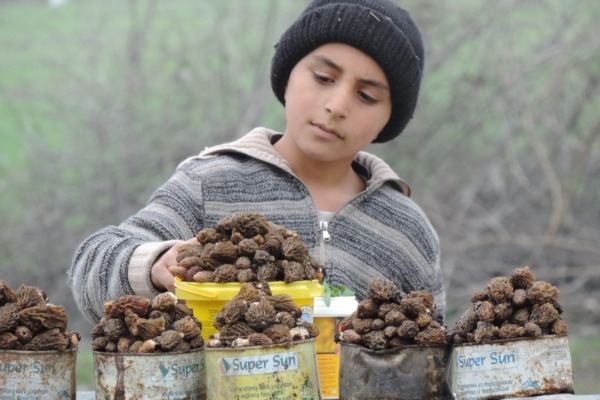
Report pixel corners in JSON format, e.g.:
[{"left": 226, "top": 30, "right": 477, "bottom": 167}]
[{"left": 324, "top": 86, "right": 351, "bottom": 119}]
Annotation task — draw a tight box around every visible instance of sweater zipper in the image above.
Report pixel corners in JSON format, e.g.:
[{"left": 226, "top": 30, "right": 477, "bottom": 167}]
[
  {"left": 319, "top": 220, "right": 331, "bottom": 242},
  {"left": 319, "top": 220, "right": 331, "bottom": 264},
  {"left": 315, "top": 183, "right": 382, "bottom": 264},
  {"left": 248, "top": 153, "right": 383, "bottom": 262}
]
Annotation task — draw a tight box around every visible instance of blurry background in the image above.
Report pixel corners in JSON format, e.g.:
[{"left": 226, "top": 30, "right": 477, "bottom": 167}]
[{"left": 1, "top": 0, "right": 599, "bottom": 391}]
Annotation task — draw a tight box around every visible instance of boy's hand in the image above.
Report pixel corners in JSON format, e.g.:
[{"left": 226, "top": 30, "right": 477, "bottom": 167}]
[{"left": 151, "top": 238, "right": 199, "bottom": 292}]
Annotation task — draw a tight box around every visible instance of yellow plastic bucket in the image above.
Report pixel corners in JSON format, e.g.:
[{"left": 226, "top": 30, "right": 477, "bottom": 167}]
[{"left": 174, "top": 279, "right": 323, "bottom": 340}]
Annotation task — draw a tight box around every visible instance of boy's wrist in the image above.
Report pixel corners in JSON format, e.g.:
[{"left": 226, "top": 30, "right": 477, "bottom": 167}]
[{"left": 129, "top": 241, "right": 179, "bottom": 297}]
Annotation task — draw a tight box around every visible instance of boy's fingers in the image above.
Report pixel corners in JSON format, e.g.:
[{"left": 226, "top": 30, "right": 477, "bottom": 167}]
[
  {"left": 164, "top": 274, "right": 175, "bottom": 292},
  {"left": 152, "top": 262, "right": 175, "bottom": 292},
  {"left": 151, "top": 238, "right": 197, "bottom": 291}
]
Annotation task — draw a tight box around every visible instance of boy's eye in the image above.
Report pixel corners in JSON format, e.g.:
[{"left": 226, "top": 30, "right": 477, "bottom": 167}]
[
  {"left": 358, "top": 91, "right": 377, "bottom": 104},
  {"left": 313, "top": 73, "right": 333, "bottom": 84}
]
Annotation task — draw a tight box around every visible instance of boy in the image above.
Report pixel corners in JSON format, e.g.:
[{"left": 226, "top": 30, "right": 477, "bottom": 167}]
[{"left": 69, "top": 0, "right": 444, "bottom": 322}]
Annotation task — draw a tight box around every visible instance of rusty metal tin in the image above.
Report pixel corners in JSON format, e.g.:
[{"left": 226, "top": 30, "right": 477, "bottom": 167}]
[
  {"left": 94, "top": 348, "right": 206, "bottom": 400},
  {"left": 204, "top": 339, "right": 321, "bottom": 400},
  {"left": 0, "top": 348, "right": 76, "bottom": 399},
  {"left": 339, "top": 342, "right": 451, "bottom": 400},
  {"left": 449, "top": 335, "right": 574, "bottom": 400}
]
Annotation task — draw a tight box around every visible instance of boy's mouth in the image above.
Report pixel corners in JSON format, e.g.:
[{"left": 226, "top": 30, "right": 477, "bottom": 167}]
[{"left": 311, "top": 122, "right": 342, "bottom": 139}]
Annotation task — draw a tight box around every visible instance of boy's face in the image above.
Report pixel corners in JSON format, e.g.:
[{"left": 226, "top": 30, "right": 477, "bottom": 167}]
[{"left": 283, "top": 42, "right": 391, "bottom": 163}]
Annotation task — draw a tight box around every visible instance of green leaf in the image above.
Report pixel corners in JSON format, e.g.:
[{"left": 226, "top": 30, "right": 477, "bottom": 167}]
[
  {"left": 323, "top": 282, "right": 332, "bottom": 307},
  {"left": 322, "top": 282, "right": 354, "bottom": 306}
]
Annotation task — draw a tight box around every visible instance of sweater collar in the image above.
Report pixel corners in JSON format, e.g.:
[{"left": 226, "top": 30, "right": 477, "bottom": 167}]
[{"left": 199, "top": 127, "right": 411, "bottom": 196}]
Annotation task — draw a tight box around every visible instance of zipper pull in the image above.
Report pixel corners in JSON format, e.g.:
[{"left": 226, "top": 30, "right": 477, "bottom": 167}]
[{"left": 319, "top": 221, "right": 331, "bottom": 242}]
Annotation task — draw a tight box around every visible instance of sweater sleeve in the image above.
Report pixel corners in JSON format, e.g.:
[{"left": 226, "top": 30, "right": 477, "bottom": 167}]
[{"left": 67, "top": 160, "right": 204, "bottom": 322}]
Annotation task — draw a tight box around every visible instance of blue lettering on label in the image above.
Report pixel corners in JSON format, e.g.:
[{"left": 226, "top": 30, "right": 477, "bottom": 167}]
[
  {"left": 170, "top": 363, "right": 201, "bottom": 378},
  {"left": 220, "top": 352, "right": 299, "bottom": 376},
  {"left": 0, "top": 362, "right": 55, "bottom": 375},
  {"left": 490, "top": 351, "right": 516, "bottom": 365},
  {"left": 273, "top": 353, "right": 296, "bottom": 370},
  {"left": 457, "top": 350, "right": 518, "bottom": 369},
  {"left": 457, "top": 354, "right": 486, "bottom": 368},
  {"left": 32, "top": 361, "right": 55, "bottom": 374},
  {"left": 0, "top": 362, "right": 28, "bottom": 374},
  {"left": 232, "top": 358, "right": 269, "bottom": 373}
]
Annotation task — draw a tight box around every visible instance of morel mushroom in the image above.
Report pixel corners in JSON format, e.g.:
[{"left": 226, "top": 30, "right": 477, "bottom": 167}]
[
  {"left": 0, "top": 303, "right": 20, "bottom": 333},
  {"left": 93, "top": 293, "right": 202, "bottom": 353},
  {"left": 511, "top": 265, "right": 535, "bottom": 290},
  {"left": 0, "top": 281, "right": 17, "bottom": 306},
  {"left": 0, "top": 282, "right": 78, "bottom": 351},
  {"left": 156, "top": 330, "right": 184, "bottom": 351},
  {"left": 23, "top": 329, "right": 69, "bottom": 351},
  {"left": 206, "top": 282, "right": 318, "bottom": 348},
  {"left": 474, "top": 301, "right": 495, "bottom": 322},
  {"left": 268, "top": 294, "right": 301, "bottom": 316},
  {"left": 338, "top": 279, "right": 446, "bottom": 350},
  {"left": 196, "top": 228, "right": 222, "bottom": 245},
  {"left": 14, "top": 326, "right": 32, "bottom": 344},
  {"left": 486, "top": 277, "right": 514, "bottom": 304},
  {"left": 367, "top": 278, "right": 397, "bottom": 303},
  {"left": 151, "top": 292, "right": 178, "bottom": 311},
  {"left": 104, "top": 295, "right": 151, "bottom": 318},
  {"left": 174, "top": 212, "right": 324, "bottom": 283},
  {"left": 230, "top": 212, "right": 270, "bottom": 238},
  {"left": 0, "top": 332, "right": 20, "bottom": 350},
  {"left": 16, "top": 285, "right": 47, "bottom": 309},
  {"left": 449, "top": 265, "right": 568, "bottom": 345},
  {"left": 248, "top": 333, "right": 273, "bottom": 346},
  {"left": 263, "top": 323, "right": 291, "bottom": 344},
  {"left": 173, "top": 316, "right": 202, "bottom": 341},
  {"left": 245, "top": 298, "right": 276, "bottom": 332},
  {"left": 527, "top": 281, "right": 560, "bottom": 305},
  {"left": 176, "top": 243, "right": 204, "bottom": 262},
  {"left": 362, "top": 330, "right": 387, "bottom": 350}
]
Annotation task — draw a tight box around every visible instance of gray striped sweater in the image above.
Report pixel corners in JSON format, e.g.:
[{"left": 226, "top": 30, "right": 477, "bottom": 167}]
[{"left": 68, "top": 127, "right": 444, "bottom": 322}]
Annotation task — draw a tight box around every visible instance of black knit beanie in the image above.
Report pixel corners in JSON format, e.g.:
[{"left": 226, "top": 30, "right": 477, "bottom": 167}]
[{"left": 271, "top": 0, "right": 424, "bottom": 143}]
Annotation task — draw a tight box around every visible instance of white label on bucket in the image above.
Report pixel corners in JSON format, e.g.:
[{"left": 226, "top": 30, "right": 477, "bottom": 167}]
[
  {"left": 0, "top": 352, "right": 75, "bottom": 399},
  {"left": 151, "top": 360, "right": 204, "bottom": 382},
  {"left": 450, "top": 336, "right": 574, "bottom": 399},
  {"left": 218, "top": 351, "right": 299, "bottom": 376}
]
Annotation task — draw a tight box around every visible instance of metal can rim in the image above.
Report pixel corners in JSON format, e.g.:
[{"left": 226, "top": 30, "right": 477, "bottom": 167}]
[
  {"left": 452, "top": 333, "right": 568, "bottom": 348},
  {"left": 339, "top": 340, "right": 449, "bottom": 354},
  {"left": 0, "top": 347, "right": 78, "bottom": 355},
  {"left": 92, "top": 346, "right": 204, "bottom": 357},
  {"left": 204, "top": 338, "right": 315, "bottom": 352}
]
